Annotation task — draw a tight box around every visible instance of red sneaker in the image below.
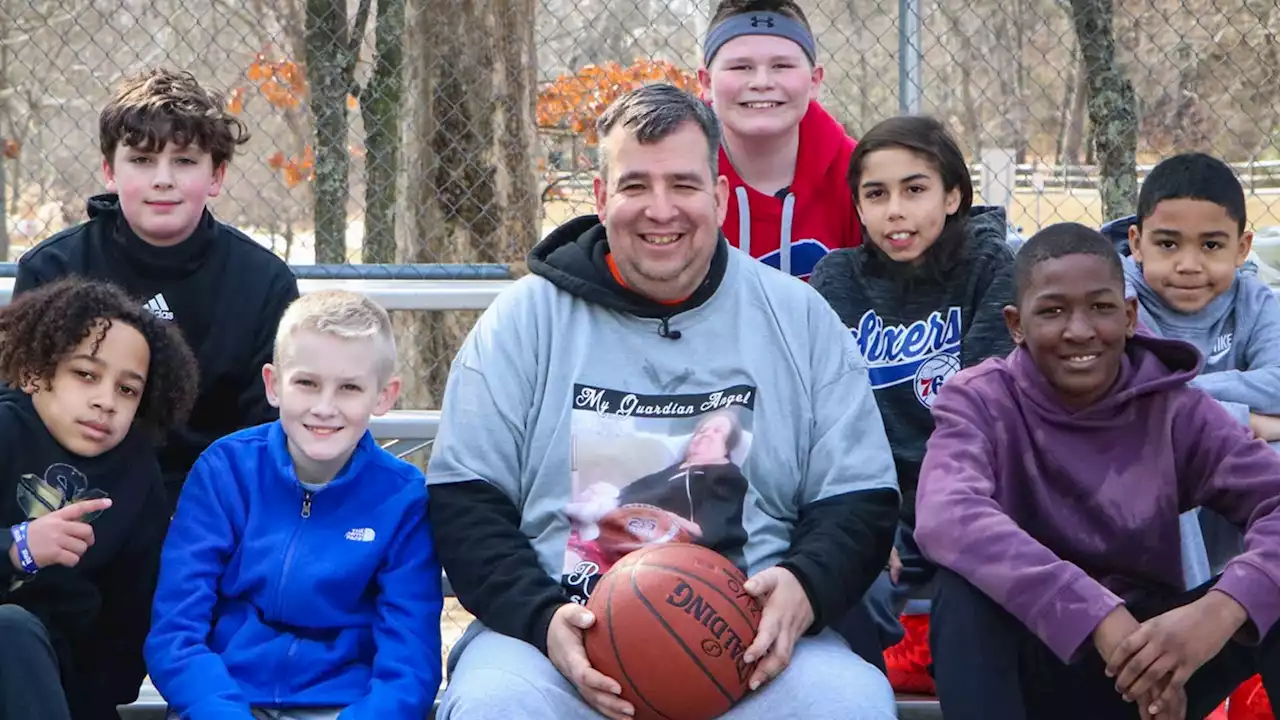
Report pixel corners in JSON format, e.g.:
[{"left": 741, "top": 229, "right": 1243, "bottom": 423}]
[
  {"left": 885, "top": 613, "right": 935, "bottom": 695},
  {"left": 1228, "top": 674, "right": 1271, "bottom": 719}
]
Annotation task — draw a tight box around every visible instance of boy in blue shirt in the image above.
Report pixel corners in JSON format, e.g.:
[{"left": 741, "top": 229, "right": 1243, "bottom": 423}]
[
  {"left": 1121, "top": 153, "right": 1280, "bottom": 442},
  {"left": 145, "top": 290, "right": 443, "bottom": 719},
  {"left": 1117, "top": 153, "right": 1280, "bottom": 581}
]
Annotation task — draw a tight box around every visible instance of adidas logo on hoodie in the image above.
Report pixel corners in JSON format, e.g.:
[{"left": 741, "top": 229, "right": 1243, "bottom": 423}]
[{"left": 144, "top": 293, "right": 174, "bottom": 321}]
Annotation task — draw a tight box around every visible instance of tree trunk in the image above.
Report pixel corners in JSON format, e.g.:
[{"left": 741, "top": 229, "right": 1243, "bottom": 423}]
[
  {"left": 395, "top": 0, "right": 539, "bottom": 409},
  {"left": 0, "top": 33, "right": 9, "bottom": 261},
  {"left": 361, "top": 0, "right": 405, "bottom": 263},
  {"left": 945, "top": 1, "right": 982, "bottom": 156},
  {"left": 305, "top": 0, "right": 352, "bottom": 263},
  {"left": 1069, "top": 0, "right": 1138, "bottom": 220},
  {"left": 1061, "top": 51, "right": 1089, "bottom": 164}
]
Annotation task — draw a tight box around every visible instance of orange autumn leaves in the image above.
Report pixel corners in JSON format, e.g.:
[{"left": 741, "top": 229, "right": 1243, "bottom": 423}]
[
  {"left": 229, "top": 52, "right": 358, "bottom": 188},
  {"left": 537, "top": 59, "right": 700, "bottom": 145},
  {"left": 235, "top": 55, "right": 699, "bottom": 188}
]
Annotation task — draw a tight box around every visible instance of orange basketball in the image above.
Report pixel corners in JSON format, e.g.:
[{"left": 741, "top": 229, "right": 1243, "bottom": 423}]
[
  {"left": 584, "top": 543, "right": 763, "bottom": 720},
  {"left": 595, "top": 503, "right": 693, "bottom": 562}
]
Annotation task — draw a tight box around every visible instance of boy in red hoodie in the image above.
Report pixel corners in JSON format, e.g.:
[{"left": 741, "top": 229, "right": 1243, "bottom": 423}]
[{"left": 699, "top": 0, "right": 859, "bottom": 280}]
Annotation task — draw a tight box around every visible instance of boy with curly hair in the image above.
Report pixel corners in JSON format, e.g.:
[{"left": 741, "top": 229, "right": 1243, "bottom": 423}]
[
  {"left": 14, "top": 68, "right": 300, "bottom": 511},
  {"left": 0, "top": 276, "right": 199, "bottom": 719},
  {"left": 146, "top": 290, "right": 442, "bottom": 720}
]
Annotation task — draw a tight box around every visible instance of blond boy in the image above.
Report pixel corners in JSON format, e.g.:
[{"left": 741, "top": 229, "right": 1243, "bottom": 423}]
[{"left": 146, "top": 291, "right": 443, "bottom": 719}]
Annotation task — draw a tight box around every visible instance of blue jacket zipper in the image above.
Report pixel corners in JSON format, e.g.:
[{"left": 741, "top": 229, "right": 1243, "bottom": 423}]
[{"left": 272, "top": 489, "right": 313, "bottom": 703}]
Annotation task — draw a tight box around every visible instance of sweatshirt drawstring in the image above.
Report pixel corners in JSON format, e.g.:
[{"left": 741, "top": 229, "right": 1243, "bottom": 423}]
[
  {"left": 736, "top": 186, "right": 797, "bottom": 277},
  {"left": 780, "top": 192, "right": 796, "bottom": 277}
]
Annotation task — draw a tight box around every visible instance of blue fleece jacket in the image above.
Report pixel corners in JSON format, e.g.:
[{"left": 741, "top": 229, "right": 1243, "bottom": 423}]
[{"left": 145, "top": 422, "right": 442, "bottom": 719}]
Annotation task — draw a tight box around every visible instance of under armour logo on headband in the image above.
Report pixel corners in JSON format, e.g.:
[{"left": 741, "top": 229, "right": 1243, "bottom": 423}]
[{"left": 704, "top": 11, "right": 817, "bottom": 65}]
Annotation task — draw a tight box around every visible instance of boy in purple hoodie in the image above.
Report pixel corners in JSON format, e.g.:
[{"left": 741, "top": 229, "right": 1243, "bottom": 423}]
[{"left": 915, "top": 222, "right": 1280, "bottom": 720}]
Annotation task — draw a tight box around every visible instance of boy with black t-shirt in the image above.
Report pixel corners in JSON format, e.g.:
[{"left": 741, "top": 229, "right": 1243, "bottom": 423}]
[{"left": 15, "top": 68, "right": 300, "bottom": 510}]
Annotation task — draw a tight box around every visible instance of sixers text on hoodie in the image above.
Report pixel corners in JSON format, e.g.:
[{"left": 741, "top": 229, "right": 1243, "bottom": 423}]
[
  {"left": 719, "top": 100, "right": 859, "bottom": 280},
  {"left": 14, "top": 193, "right": 300, "bottom": 508},
  {"left": 811, "top": 206, "right": 1016, "bottom": 524},
  {"left": 0, "top": 387, "right": 168, "bottom": 718}
]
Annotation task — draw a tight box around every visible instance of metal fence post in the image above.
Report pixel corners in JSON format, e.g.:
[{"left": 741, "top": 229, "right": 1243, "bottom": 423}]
[{"left": 898, "top": 0, "right": 922, "bottom": 115}]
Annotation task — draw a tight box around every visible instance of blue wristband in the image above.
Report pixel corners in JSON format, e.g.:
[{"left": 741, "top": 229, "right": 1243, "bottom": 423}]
[{"left": 10, "top": 522, "right": 37, "bottom": 574}]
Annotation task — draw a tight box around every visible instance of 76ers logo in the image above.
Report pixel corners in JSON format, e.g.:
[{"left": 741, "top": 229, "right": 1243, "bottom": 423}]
[
  {"left": 852, "top": 306, "right": 963, "bottom": 406},
  {"left": 914, "top": 353, "right": 961, "bottom": 408}
]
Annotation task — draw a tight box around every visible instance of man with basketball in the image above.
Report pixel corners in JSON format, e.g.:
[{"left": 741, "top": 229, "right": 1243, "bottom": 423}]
[{"left": 427, "top": 84, "right": 901, "bottom": 719}]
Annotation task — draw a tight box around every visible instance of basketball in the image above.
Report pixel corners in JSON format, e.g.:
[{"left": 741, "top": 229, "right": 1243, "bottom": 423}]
[
  {"left": 595, "top": 503, "right": 693, "bottom": 563},
  {"left": 584, "top": 543, "right": 763, "bottom": 720}
]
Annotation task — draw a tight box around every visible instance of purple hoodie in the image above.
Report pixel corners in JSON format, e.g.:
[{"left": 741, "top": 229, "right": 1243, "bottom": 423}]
[{"left": 915, "top": 333, "right": 1280, "bottom": 663}]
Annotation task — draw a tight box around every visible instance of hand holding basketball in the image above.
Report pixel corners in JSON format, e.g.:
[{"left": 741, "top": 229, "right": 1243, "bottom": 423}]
[
  {"left": 741, "top": 567, "right": 814, "bottom": 692},
  {"left": 546, "top": 603, "right": 634, "bottom": 720},
  {"left": 8, "top": 498, "right": 112, "bottom": 571}
]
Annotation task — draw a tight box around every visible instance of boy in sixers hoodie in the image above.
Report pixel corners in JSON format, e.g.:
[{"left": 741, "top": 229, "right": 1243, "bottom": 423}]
[
  {"left": 699, "top": 0, "right": 859, "bottom": 280},
  {"left": 811, "top": 116, "right": 1014, "bottom": 688},
  {"left": 916, "top": 223, "right": 1280, "bottom": 720}
]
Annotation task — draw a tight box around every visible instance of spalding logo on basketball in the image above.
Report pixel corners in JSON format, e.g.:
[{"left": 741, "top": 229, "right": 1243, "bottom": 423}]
[
  {"left": 914, "top": 352, "right": 961, "bottom": 408},
  {"left": 585, "top": 543, "right": 763, "bottom": 720}
]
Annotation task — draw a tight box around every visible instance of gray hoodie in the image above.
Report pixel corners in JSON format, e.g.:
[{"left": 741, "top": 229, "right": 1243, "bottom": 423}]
[
  {"left": 1123, "top": 255, "right": 1280, "bottom": 579},
  {"left": 425, "top": 216, "right": 901, "bottom": 655},
  {"left": 811, "top": 206, "right": 1017, "bottom": 525},
  {"left": 1123, "top": 255, "right": 1280, "bottom": 424}
]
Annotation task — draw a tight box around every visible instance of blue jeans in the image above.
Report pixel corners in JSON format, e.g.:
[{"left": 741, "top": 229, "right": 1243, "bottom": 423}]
[{"left": 835, "top": 522, "right": 935, "bottom": 672}]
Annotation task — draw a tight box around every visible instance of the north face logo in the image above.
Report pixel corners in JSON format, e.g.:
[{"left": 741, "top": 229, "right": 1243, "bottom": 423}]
[{"left": 345, "top": 527, "right": 376, "bottom": 542}]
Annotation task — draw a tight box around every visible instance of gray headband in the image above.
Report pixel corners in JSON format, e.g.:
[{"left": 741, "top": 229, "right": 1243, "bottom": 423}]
[{"left": 703, "top": 12, "right": 817, "bottom": 65}]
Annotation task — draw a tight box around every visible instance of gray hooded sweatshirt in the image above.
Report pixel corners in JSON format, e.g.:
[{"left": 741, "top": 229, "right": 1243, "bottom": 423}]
[
  {"left": 1123, "top": 255, "right": 1280, "bottom": 424},
  {"left": 425, "top": 216, "right": 901, "bottom": 656},
  {"left": 1123, "top": 255, "right": 1280, "bottom": 579}
]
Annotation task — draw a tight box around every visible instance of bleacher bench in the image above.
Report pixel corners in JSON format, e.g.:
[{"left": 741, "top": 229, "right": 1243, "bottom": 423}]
[
  {"left": 115, "top": 407, "right": 943, "bottom": 719},
  {"left": 0, "top": 275, "right": 941, "bottom": 717}
]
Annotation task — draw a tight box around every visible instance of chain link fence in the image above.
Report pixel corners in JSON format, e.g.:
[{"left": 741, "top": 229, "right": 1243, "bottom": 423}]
[
  {"left": 2, "top": 1, "right": 1279, "bottom": 384},
  {"left": 3, "top": 0, "right": 1278, "bottom": 676}
]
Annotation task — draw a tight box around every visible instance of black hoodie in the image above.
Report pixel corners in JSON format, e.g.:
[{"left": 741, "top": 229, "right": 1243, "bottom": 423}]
[
  {"left": 14, "top": 194, "right": 300, "bottom": 509},
  {"left": 0, "top": 387, "right": 168, "bottom": 719},
  {"left": 810, "top": 206, "right": 1017, "bottom": 525},
  {"left": 427, "top": 216, "right": 899, "bottom": 654}
]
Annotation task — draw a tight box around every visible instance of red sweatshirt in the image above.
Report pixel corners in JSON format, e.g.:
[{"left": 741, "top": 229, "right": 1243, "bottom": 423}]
[{"left": 718, "top": 100, "right": 860, "bottom": 280}]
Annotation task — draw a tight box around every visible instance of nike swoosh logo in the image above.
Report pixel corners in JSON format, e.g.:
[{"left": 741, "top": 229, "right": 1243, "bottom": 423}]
[{"left": 1207, "top": 348, "right": 1231, "bottom": 364}]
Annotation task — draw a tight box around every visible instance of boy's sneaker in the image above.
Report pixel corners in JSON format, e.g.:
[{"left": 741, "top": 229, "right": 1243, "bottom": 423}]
[
  {"left": 884, "top": 613, "right": 935, "bottom": 695},
  {"left": 1228, "top": 674, "right": 1270, "bottom": 719}
]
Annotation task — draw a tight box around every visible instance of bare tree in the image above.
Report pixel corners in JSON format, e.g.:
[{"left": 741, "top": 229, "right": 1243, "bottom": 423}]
[
  {"left": 1069, "top": 0, "right": 1137, "bottom": 219},
  {"left": 396, "top": 0, "right": 539, "bottom": 407},
  {"left": 360, "top": 0, "right": 404, "bottom": 263},
  {"left": 1058, "top": 50, "right": 1088, "bottom": 163},
  {"left": 304, "top": 0, "right": 367, "bottom": 262}
]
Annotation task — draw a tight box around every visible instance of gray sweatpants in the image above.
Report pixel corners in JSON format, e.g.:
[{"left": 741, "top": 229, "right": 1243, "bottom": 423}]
[{"left": 437, "top": 625, "right": 896, "bottom": 720}]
